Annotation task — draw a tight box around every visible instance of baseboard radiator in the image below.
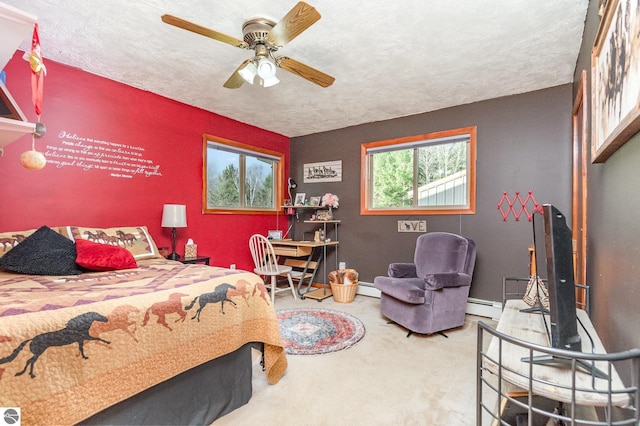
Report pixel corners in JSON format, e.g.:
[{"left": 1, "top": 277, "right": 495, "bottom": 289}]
[{"left": 356, "top": 282, "right": 502, "bottom": 320}]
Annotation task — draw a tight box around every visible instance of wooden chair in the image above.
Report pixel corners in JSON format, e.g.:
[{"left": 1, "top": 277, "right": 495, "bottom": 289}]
[{"left": 249, "top": 234, "right": 297, "bottom": 304}]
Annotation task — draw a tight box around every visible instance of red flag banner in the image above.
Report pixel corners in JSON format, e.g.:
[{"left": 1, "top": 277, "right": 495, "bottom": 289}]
[{"left": 24, "top": 23, "right": 46, "bottom": 116}]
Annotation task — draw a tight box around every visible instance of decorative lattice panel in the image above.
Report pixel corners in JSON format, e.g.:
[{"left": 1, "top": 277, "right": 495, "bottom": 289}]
[{"left": 497, "top": 190, "right": 541, "bottom": 221}]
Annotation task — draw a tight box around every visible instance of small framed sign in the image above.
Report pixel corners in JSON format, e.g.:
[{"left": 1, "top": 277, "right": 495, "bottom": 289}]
[
  {"left": 315, "top": 209, "right": 333, "bottom": 221},
  {"left": 268, "top": 230, "right": 283, "bottom": 240},
  {"left": 303, "top": 160, "right": 342, "bottom": 183}
]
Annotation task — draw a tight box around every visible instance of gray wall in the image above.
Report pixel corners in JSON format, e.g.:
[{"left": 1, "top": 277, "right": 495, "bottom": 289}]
[
  {"left": 291, "top": 84, "right": 573, "bottom": 303},
  {"left": 575, "top": 1, "right": 640, "bottom": 354}
]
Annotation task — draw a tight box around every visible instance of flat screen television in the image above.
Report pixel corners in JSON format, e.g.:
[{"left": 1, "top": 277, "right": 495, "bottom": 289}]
[
  {"left": 523, "top": 204, "right": 606, "bottom": 378},
  {"left": 542, "top": 204, "right": 581, "bottom": 351}
]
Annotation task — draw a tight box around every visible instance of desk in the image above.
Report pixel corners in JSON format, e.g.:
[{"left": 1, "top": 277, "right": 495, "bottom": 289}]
[
  {"left": 483, "top": 300, "right": 629, "bottom": 408},
  {"left": 271, "top": 239, "right": 339, "bottom": 300}
]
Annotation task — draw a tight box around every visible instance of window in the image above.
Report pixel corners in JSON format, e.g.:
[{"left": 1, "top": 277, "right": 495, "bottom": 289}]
[
  {"left": 361, "top": 127, "right": 476, "bottom": 215},
  {"left": 203, "top": 135, "right": 284, "bottom": 214}
]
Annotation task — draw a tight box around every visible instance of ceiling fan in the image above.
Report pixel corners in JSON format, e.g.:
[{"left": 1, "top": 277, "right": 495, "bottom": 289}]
[{"left": 161, "top": 2, "right": 335, "bottom": 89}]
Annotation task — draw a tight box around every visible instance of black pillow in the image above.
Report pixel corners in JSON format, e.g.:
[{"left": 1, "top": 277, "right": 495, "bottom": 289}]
[{"left": 0, "top": 226, "right": 83, "bottom": 275}]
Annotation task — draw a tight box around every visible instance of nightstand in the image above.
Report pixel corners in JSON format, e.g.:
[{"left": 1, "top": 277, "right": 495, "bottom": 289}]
[{"left": 178, "top": 255, "right": 210, "bottom": 265}]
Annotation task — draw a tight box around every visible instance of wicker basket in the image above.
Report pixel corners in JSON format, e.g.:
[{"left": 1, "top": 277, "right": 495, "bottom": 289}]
[{"left": 330, "top": 282, "right": 358, "bottom": 303}]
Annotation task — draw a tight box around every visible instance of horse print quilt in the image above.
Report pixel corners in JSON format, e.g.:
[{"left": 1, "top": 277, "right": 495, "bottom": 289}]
[{"left": 0, "top": 258, "right": 288, "bottom": 425}]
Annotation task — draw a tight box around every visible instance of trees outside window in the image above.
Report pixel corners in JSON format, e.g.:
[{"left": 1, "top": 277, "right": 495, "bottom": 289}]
[
  {"left": 361, "top": 127, "right": 476, "bottom": 215},
  {"left": 203, "top": 135, "right": 284, "bottom": 214}
]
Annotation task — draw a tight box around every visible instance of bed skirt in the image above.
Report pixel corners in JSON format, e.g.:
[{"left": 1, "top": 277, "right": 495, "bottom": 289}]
[{"left": 81, "top": 342, "right": 255, "bottom": 425}]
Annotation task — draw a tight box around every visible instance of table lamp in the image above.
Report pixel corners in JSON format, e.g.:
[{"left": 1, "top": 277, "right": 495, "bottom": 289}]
[
  {"left": 287, "top": 178, "right": 297, "bottom": 202},
  {"left": 287, "top": 178, "right": 297, "bottom": 215},
  {"left": 161, "top": 204, "right": 187, "bottom": 260}
]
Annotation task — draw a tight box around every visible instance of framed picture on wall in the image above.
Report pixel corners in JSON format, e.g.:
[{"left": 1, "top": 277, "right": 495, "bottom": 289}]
[
  {"left": 591, "top": 0, "right": 640, "bottom": 163},
  {"left": 303, "top": 160, "right": 342, "bottom": 183}
]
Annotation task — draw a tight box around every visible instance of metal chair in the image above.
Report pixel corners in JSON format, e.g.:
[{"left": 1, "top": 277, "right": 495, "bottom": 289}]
[{"left": 249, "top": 234, "right": 297, "bottom": 304}]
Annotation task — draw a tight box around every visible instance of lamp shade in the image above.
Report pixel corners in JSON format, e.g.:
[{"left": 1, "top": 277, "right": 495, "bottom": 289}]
[
  {"left": 260, "top": 75, "right": 279, "bottom": 88},
  {"left": 257, "top": 58, "right": 276, "bottom": 78},
  {"left": 257, "top": 57, "right": 279, "bottom": 87},
  {"left": 161, "top": 204, "right": 187, "bottom": 228},
  {"left": 238, "top": 61, "right": 258, "bottom": 85}
]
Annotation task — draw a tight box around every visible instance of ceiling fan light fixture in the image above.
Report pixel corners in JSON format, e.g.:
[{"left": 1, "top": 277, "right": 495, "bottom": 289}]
[
  {"left": 238, "top": 61, "right": 258, "bottom": 84},
  {"left": 257, "top": 57, "right": 276, "bottom": 78},
  {"left": 257, "top": 57, "right": 279, "bottom": 87},
  {"left": 260, "top": 75, "right": 280, "bottom": 87},
  {"left": 162, "top": 2, "right": 334, "bottom": 90}
]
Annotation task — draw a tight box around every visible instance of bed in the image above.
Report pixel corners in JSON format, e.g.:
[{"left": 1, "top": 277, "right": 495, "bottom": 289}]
[{"left": 0, "top": 225, "right": 287, "bottom": 425}]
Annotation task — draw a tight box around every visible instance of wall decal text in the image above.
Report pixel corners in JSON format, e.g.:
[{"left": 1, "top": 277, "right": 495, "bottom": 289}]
[{"left": 45, "top": 130, "right": 163, "bottom": 179}]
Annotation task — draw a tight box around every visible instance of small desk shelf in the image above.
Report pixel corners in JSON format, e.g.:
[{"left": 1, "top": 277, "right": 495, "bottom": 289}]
[
  {"left": 304, "top": 220, "right": 340, "bottom": 244},
  {"left": 282, "top": 206, "right": 339, "bottom": 240},
  {"left": 279, "top": 206, "right": 341, "bottom": 301},
  {"left": 271, "top": 240, "right": 339, "bottom": 301}
]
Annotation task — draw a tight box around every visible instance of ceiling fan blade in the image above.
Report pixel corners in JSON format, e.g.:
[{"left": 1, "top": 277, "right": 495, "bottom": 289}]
[
  {"left": 277, "top": 57, "right": 335, "bottom": 88},
  {"left": 268, "top": 2, "right": 321, "bottom": 47},
  {"left": 223, "top": 60, "right": 253, "bottom": 89},
  {"left": 161, "top": 14, "right": 248, "bottom": 49}
]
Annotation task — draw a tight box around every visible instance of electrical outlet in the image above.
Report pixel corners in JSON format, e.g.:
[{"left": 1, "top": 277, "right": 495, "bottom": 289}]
[
  {"left": 339, "top": 261, "right": 346, "bottom": 270},
  {"left": 397, "top": 220, "right": 426, "bottom": 233},
  {"left": 230, "top": 264, "right": 236, "bottom": 270}
]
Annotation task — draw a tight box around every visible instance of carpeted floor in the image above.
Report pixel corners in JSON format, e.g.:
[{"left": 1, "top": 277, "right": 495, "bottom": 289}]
[{"left": 214, "top": 291, "right": 497, "bottom": 425}]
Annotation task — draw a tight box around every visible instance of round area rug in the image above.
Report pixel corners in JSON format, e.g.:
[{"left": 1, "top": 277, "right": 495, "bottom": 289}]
[{"left": 276, "top": 308, "right": 366, "bottom": 355}]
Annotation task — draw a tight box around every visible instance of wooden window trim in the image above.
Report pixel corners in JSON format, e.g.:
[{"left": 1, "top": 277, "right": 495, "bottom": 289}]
[
  {"left": 360, "top": 126, "right": 477, "bottom": 215},
  {"left": 202, "top": 134, "right": 285, "bottom": 215}
]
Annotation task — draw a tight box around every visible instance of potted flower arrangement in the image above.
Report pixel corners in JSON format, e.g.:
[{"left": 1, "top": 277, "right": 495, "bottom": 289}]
[{"left": 321, "top": 193, "right": 339, "bottom": 219}]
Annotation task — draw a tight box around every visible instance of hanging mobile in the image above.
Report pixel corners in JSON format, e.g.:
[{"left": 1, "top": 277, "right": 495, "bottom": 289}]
[
  {"left": 20, "top": 23, "right": 47, "bottom": 170},
  {"left": 20, "top": 123, "right": 46, "bottom": 170}
]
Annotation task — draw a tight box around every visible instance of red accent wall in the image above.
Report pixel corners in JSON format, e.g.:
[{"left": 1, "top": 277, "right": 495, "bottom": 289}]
[{"left": 0, "top": 53, "right": 290, "bottom": 270}]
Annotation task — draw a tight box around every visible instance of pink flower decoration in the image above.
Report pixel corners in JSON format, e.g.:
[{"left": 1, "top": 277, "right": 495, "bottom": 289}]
[{"left": 322, "top": 193, "right": 339, "bottom": 208}]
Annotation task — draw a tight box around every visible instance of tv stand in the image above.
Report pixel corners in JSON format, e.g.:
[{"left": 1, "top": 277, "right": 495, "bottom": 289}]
[
  {"left": 521, "top": 354, "right": 608, "bottom": 380},
  {"left": 518, "top": 305, "right": 548, "bottom": 314},
  {"left": 477, "top": 299, "right": 640, "bottom": 425}
]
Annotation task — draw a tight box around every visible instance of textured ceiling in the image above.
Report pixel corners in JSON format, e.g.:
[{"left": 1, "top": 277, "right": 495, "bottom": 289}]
[{"left": 3, "top": 0, "right": 588, "bottom": 137}]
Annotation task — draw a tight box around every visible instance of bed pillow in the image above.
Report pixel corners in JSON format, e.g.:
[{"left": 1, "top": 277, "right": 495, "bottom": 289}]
[
  {"left": 63, "top": 226, "right": 161, "bottom": 260},
  {"left": 75, "top": 238, "right": 138, "bottom": 271},
  {"left": 0, "top": 226, "right": 83, "bottom": 275}
]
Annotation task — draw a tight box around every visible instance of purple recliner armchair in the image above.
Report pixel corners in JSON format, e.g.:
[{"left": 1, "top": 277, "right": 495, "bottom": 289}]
[{"left": 374, "top": 232, "right": 477, "bottom": 337}]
